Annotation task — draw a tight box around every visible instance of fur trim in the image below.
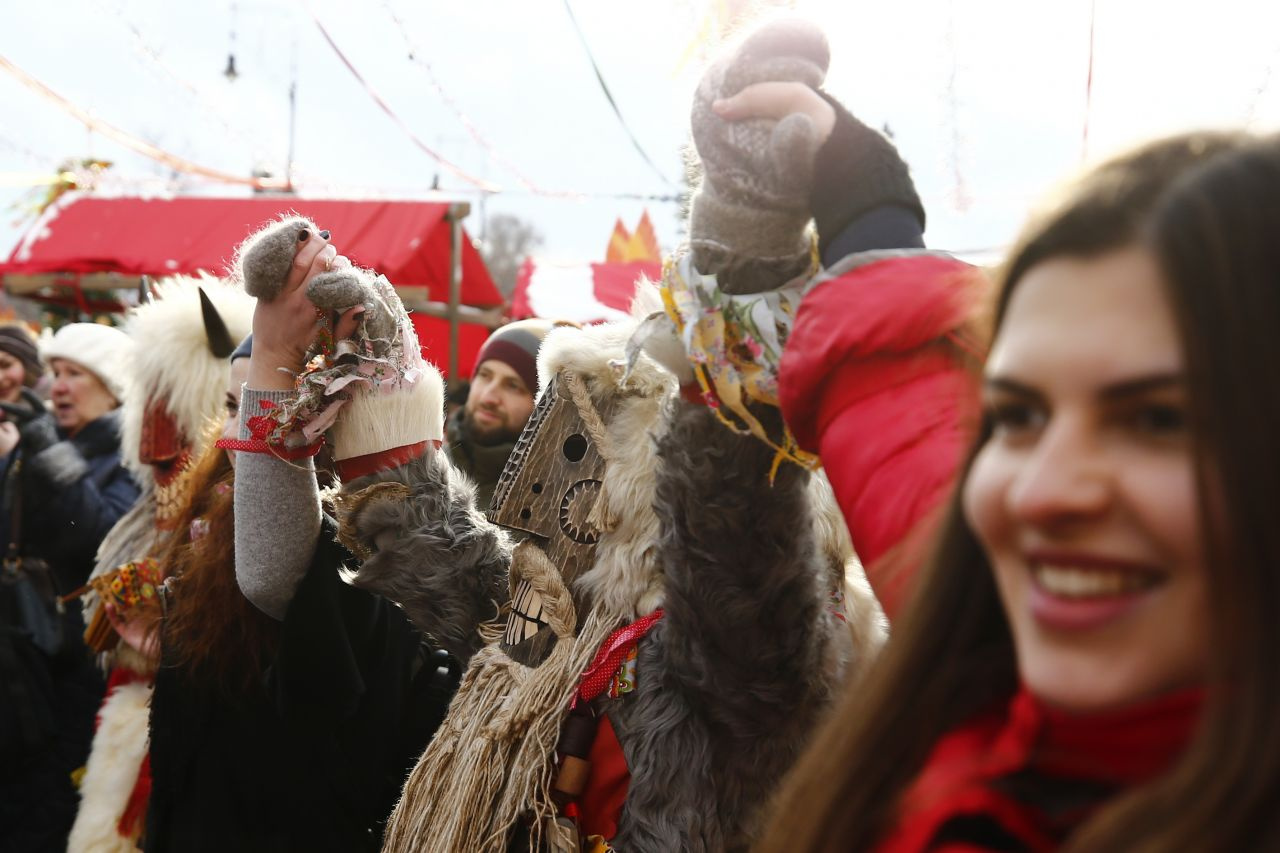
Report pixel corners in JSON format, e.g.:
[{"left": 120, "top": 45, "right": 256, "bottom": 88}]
[
  {"left": 26, "top": 440, "right": 89, "bottom": 488},
  {"left": 536, "top": 316, "right": 678, "bottom": 622},
  {"left": 537, "top": 317, "right": 674, "bottom": 405},
  {"left": 338, "top": 448, "right": 512, "bottom": 663},
  {"left": 329, "top": 363, "right": 445, "bottom": 461},
  {"left": 572, "top": 388, "right": 669, "bottom": 621},
  {"left": 119, "top": 275, "right": 254, "bottom": 479},
  {"left": 807, "top": 473, "right": 887, "bottom": 679},
  {"left": 26, "top": 410, "right": 124, "bottom": 492},
  {"left": 610, "top": 399, "right": 838, "bottom": 850},
  {"left": 67, "top": 682, "right": 152, "bottom": 853}
]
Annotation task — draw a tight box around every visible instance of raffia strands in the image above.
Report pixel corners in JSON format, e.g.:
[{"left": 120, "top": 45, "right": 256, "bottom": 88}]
[{"left": 381, "top": 541, "right": 617, "bottom": 853}]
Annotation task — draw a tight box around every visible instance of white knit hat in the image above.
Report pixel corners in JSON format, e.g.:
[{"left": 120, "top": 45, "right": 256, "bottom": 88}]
[{"left": 41, "top": 322, "right": 134, "bottom": 403}]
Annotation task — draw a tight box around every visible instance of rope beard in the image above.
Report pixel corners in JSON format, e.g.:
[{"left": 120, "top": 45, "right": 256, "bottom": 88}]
[{"left": 381, "top": 541, "right": 616, "bottom": 853}]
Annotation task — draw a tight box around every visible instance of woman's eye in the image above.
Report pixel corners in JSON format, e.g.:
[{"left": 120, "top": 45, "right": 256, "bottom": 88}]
[
  {"left": 987, "top": 402, "right": 1045, "bottom": 434},
  {"left": 1127, "top": 404, "right": 1187, "bottom": 436}
]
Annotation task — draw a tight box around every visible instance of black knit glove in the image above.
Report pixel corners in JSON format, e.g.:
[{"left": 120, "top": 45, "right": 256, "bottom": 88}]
[
  {"left": 0, "top": 388, "right": 58, "bottom": 456},
  {"left": 809, "top": 92, "right": 925, "bottom": 258}
]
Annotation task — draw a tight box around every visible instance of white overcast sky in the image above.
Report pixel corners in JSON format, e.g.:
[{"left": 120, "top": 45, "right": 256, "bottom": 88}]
[{"left": 3, "top": 0, "right": 1279, "bottom": 268}]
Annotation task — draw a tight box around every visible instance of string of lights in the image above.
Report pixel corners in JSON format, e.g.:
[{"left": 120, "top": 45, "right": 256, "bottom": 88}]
[
  {"left": 382, "top": 0, "right": 584, "bottom": 200},
  {"left": 0, "top": 132, "right": 57, "bottom": 169},
  {"left": 0, "top": 53, "right": 286, "bottom": 190},
  {"left": 309, "top": 9, "right": 502, "bottom": 193},
  {"left": 1082, "top": 0, "right": 1097, "bottom": 162},
  {"left": 93, "top": 0, "right": 285, "bottom": 159},
  {"left": 561, "top": 0, "right": 678, "bottom": 188},
  {"left": 1243, "top": 43, "right": 1279, "bottom": 124},
  {"left": 941, "top": 1, "right": 971, "bottom": 212}
]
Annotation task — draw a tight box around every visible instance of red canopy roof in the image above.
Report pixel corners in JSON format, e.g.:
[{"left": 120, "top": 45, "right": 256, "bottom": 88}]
[{"left": 1, "top": 194, "right": 502, "bottom": 307}]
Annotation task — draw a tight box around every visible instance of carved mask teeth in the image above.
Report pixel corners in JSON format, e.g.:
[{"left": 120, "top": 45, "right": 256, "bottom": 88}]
[
  {"left": 504, "top": 579, "right": 549, "bottom": 646},
  {"left": 154, "top": 451, "right": 195, "bottom": 529}
]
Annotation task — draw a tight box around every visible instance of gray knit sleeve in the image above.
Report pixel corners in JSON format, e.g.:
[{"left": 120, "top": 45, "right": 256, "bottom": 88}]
[{"left": 233, "top": 386, "right": 323, "bottom": 620}]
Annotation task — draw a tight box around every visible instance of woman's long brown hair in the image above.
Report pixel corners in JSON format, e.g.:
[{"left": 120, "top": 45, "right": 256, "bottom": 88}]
[
  {"left": 757, "top": 131, "right": 1257, "bottom": 852},
  {"left": 158, "top": 433, "right": 278, "bottom": 698},
  {"left": 1064, "top": 137, "right": 1280, "bottom": 851}
]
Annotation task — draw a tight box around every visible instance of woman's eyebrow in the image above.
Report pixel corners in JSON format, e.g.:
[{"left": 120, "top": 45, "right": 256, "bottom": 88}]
[
  {"left": 982, "top": 376, "right": 1042, "bottom": 399},
  {"left": 1099, "top": 373, "right": 1185, "bottom": 401}
]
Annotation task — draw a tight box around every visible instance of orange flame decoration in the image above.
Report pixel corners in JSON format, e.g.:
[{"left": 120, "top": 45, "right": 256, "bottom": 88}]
[{"left": 606, "top": 210, "right": 662, "bottom": 263}]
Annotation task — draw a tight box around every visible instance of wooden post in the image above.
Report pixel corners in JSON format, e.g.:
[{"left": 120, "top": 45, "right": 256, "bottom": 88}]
[{"left": 445, "top": 201, "right": 471, "bottom": 389}]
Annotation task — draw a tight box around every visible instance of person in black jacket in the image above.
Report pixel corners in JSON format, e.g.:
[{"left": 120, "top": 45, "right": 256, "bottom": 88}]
[
  {"left": 0, "top": 322, "right": 140, "bottom": 853},
  {"left": 145, "top": 337, "right": 457, "bottom": 853}
]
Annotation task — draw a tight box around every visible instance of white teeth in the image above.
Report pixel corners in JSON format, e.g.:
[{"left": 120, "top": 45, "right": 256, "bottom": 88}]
[{"left": 1033, "top": 564, "right": 1155, "bottom": 599}]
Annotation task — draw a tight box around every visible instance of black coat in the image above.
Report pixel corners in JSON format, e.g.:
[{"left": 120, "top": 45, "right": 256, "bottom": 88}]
[
  {"left": 19, "top": 410, "right": 142, "bottom": 598},
  {"left": 146, "top": 524, "right": 459, "bottom": 853},
  {"left": 0, "top": 411, "right": 140, "bottom": 853}
]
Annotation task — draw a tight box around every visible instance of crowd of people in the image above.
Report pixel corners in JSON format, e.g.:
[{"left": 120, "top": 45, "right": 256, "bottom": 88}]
[{"left": 2, "top": 14, "right": 1280, "bottom": 853}]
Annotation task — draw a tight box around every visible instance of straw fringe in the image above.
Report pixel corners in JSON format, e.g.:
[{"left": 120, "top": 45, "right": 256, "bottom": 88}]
[{"left": 382, "top": 541, "right": 617, "bottom": 853}]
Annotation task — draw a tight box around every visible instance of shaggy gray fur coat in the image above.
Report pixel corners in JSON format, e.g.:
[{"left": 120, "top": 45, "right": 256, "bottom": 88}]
[{"left": 342, "top": 390, "right": 859, "bottom": 851}]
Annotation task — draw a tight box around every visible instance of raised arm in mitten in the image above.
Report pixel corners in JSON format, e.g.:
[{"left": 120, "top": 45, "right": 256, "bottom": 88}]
[
  {"left": 779, "top": 255, "right": 987, "bottom": 619},
  {"left": 232, "top": 222, "right": 358, "bottom": 618},
  {"left": 712, "top": 75, "right": 925, "bottom": 266},
  {"left": 648, "top": 400, "right": 831, "bottom": 729},
  {"left": 688, "top": 18, "right": 830, "bottom": 293}
]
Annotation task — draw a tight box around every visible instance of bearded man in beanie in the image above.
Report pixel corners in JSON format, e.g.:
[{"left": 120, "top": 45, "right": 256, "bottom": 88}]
[{"left": 446, "top": 318, "right": 551, "bottom": 507}]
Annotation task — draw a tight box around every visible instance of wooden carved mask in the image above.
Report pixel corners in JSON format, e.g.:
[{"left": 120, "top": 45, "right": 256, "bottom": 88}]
[{"left": 489, "top": 373, "right": 613, "bottom": 666}]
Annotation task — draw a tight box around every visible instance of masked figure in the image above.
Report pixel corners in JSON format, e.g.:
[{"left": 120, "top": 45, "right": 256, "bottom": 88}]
[
  {"left": 230, "top": 19, "right": 890, "bottom": 852},
  {"left": 68, "top": 276, "right": 253, "bottom": 853}
]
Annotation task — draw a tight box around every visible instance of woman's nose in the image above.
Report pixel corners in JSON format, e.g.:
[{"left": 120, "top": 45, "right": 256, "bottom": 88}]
[{"left": 1006, "top": 418, "right": 1110, "bottom": 526}]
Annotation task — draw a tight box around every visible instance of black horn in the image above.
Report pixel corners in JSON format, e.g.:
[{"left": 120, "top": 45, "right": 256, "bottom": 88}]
[{"left": 198, "top": 287, "right": 236, "bottom": 358}]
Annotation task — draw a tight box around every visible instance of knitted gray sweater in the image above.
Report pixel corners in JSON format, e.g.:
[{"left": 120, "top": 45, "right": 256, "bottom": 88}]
[{"left": 232, "top": 386, "right": 322, "bottom": 620}]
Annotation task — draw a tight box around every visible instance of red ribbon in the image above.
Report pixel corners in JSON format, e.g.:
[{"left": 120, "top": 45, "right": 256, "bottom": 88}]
[
  {"left": 335, "top": 439, "right": 440, "bottom": 481},
  {"left": 573, "top": 609, "right": 664, "bottom": 708},
  {"left": 214, "top": 437, "right": 323, "bottom": 460}
]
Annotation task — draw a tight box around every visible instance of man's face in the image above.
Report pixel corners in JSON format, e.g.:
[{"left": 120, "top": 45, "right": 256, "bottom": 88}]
[{"left": 465, "top": 359, "right": 535, "bottom": 445}]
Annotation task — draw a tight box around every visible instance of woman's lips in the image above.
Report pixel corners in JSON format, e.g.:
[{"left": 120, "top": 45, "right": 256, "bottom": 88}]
[{"left": 1025, "top": 551, "right": 1164, "bottom": 632}]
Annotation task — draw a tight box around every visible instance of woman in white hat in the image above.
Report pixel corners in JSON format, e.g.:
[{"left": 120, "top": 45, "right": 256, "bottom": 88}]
[{"left": 0, "top": 321, "right": 141, "bottom": 853}]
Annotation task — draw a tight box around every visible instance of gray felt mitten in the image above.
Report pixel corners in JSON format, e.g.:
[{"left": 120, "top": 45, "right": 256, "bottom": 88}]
[
  {"left": 234, "top": 216, "right": 397, "bottom": 348},
  {"left": 689, "top": 17, "right": 829, "bottom": 292}
]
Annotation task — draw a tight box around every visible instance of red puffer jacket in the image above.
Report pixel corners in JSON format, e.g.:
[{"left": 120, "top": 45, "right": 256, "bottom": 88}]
[{"left": 779, "top": 252, "right": 988, "bottom": 619}]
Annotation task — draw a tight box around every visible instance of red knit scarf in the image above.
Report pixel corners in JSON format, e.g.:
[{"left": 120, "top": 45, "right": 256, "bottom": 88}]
[{"left": 876, "top": 685, "right": 1204, "bottom": 852}]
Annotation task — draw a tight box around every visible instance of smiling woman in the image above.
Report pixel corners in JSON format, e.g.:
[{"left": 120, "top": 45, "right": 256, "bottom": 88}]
[
  {"left": 965, "top": 245, "right": 1208, "bottom": 714},
  {"left": 757, "top": 130, "right": 1280, "bottom": 852}
]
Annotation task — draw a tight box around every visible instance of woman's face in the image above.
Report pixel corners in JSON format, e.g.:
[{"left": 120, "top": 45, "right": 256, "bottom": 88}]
[
  {"left": 221, "top": 357, "right": 250, "bottom": 468},
  {"left": 0, "top": 351, "right": 27, "bottom": 404},
  {"left": 49, "top": 357, "right": 118, "bottom": 436},
  {"left": 963, "top": 246, "right": 1210, "bottom": 712}
]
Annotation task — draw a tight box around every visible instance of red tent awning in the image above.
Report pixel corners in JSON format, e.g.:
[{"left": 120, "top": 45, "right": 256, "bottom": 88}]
[{"left": 1, "top": 194, "right": 502, "bottom": 307}]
